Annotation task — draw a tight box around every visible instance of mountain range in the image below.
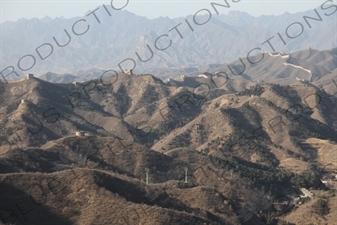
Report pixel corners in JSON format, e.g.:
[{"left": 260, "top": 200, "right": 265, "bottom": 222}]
[
  {"left": 1, "top": 3, "right": 336, "bottom": 78},
  {"left": 0, "top": 62, "right": 337, "bottom": 224},
  {"left": 1, "top": 3, "right": 337, "bottom": 225}
]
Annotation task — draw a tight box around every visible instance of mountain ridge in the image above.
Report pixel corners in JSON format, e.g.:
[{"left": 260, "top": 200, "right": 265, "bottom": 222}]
[{"left": 1, "top": 4, "right": 336, "bottom": 78}]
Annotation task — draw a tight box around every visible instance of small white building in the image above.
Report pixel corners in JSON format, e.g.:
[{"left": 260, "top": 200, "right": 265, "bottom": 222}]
[{"left": 21, "top": 99, "right": 25, "bottom": 104}]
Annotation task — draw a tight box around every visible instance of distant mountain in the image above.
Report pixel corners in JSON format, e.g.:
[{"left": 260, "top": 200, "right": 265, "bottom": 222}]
[
  {"left": 39, "top": 72, "right": 78, "bottom": 83},
  {"left": 204, "top": 47, "right": 337, "bottom": 83},
  {"left": 1, "top": 4, "right": 336, "bottom": 77},
  {"left": 36, "top": 47, "right": 337, "bottom": 87}
]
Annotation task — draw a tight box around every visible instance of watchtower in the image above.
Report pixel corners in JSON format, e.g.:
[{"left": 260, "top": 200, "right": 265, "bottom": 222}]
[
  {"left": 27, "top": 74, "right": 34, "bottom": 80},
  {"left": 123, "top": 69, "right": 133, "bottom": 75},
  {"left": 75, "top": 131, "right": 85, "bottom": 137}
]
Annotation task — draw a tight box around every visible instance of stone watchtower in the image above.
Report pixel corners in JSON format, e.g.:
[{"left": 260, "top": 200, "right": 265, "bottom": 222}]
[
  {"left": 75, "top": 131, "right": 85, "bottom": 137},
  {"left": 27, "top": 74, "right": 34, "bottom": 80},
  {"left": 123, "top": 69, "right": 133, "bottom": 75}
]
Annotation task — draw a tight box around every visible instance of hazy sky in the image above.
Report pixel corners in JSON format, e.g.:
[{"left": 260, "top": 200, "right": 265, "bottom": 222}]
[{"left": 1, "top": 0, "right": 334, "bottom": 23}]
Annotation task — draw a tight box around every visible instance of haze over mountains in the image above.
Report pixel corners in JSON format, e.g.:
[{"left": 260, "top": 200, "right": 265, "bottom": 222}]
[
  {"left": 36, "top": 47, "right": 337, "bottom": 93},
  {"left": 1, "top": 3, "right": 336, "bottom": 77},
  {"left": 1, "top": 2, "right": 337, "bottom": 225}
]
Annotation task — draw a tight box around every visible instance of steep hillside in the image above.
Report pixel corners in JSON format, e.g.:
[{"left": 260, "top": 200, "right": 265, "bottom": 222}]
[{"left": 1, "top": 70, "right": 337, "bottom": 224}]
